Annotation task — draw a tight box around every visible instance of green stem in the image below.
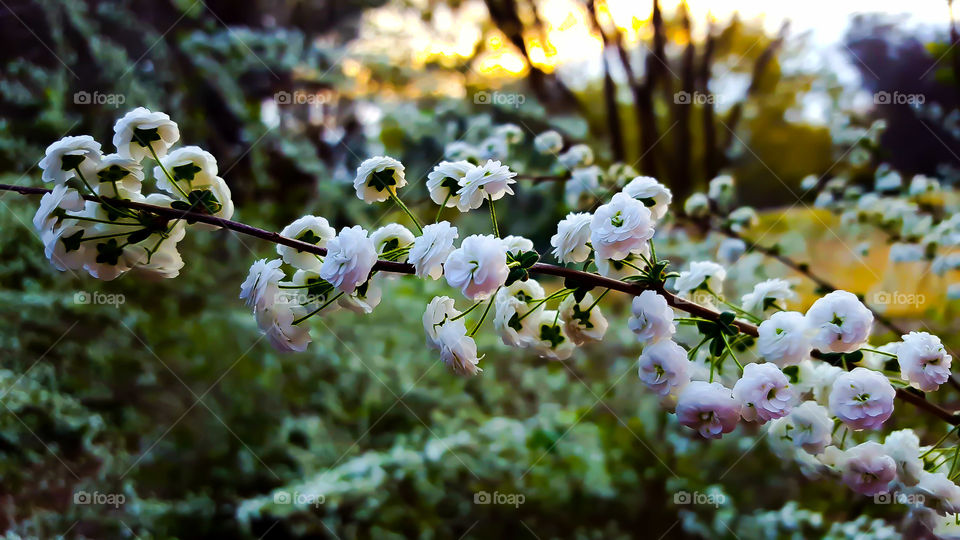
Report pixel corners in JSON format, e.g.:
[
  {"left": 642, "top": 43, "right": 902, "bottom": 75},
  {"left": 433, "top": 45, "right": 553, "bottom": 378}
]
[
  {"left": 389, "top": 192, "right": 424, "bottom": 234},
  {"left": 721, "top": 332, "right": 744, "bottom": 373},
  {"left": 920, "top": 423, "right": 960, "bottom": 459},
  {"left": 436, "top": 192, "right": 452, "bottom": 223},
  {"left": 147, "top": 144, "right": 190, "bottom": 200},
  {"left": 515, "top": 289, "right": 572, "bottom": 323},
  {"left": 469, "top": 288, "right": 500, "bottom": 337},
  {"left": 64, "top": 214, "right": 141, "bottom": 225},
  {"left": 488, "top": 194, "right": 500, "bottom": 237},
  {"left": 293, "top": 292, "right": 345, "bottom": 325},
  {"left": 73, "top": 168, "right": 138, "bottom": 219},
  {"left": 861, "top": 347, "right": 898, "bottom": 359},
  {"left": 585, "top": 288, "right": 609, "bottom": 311},
  {"left": 80, "top": 231, "right": 137, "bottom": 243},
  {"left": 449, "top": 300, "right": 483, "bottom": 322}
]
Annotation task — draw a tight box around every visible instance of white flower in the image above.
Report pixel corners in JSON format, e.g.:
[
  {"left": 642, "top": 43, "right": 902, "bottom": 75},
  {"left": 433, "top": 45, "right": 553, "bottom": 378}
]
[
  {"left": 408, "top": 221, "right": 458, "bottom": 279},
  {"left": 741, "top": 278, "right": 796, "bottom": 313},
  {"left": 113, "top": 107, "right": 180, "bottom": 161},
  {"left": 674, "top": 261, "right": 726, "bottom": 296},
  {"left": 875, "top": 170, "right": 902, "bottom": 192},
  {"left": 42, "top": 224, "right": 89, "bottom": 272},
  {"left": 733, "top": 363, "right": 793, "bottom": 423},
  {"left": 884, "top": 429, "right": 923, "bottom": 486},
  {"left": 534, "top": 130, "right": 563, "bottom": 154},
  {"left": 909, "top": 174, "right": 940, "bottom": 196},
  {"left": 257, "top": 303, "right": 312, "bottom": 353},
  {"left": 437, "top": 320, "right": 481, "bottom": 376},
  {"left": 427, "top": 161, "right": 473, "bottom": 208},
  {"left": 813, "top": 191, "right": 833, "bottom": 208},
  {"left": 338, "top": 279, "right": 382, "bottom": 314},
  {"left": 494, "top": 124, "right": 524, "bottom": 144},
  {"left": 444, "top": 141, "right": 479, "bottom": 162},
  {"left": 500, "top": 235, "right": 533, "bottom": 255},
  {"left": 676, "top": 381, "right": 742, "bottom": 439},
  {"left": 622, "top": 176, "right": 673, "bottom": 220},
  {"left": 637, "top": 340, "right": 690, "bottom": 396},
  {"left": 152, "top": 146, "right": 218, "bottom": 196},
  {"left": 240, "top": 258, "right": 284, "bottom": 310},
  {"left": 353, "top": 156, "right": 406, "bottom": 203},
  {"left": 683, "top": 192, "right": 710, "bottom": 218},
  {"left": 478, "top": 136, "right": 507, "bottom": 161},
  {"left": 550, "top": 212, "right": 593, "bottom": 263},
  {"left": 728, "top": 206, "right": 758, "bottom": 232},
  {"left": 277, "top": 216, "right": 336, "bottom": 271},
  {"left": 319, "top": 226, "right": 378, "bottom": 294},
  {"left": 39, "top": 135, "right": 102, "bottom": 184},
  {"left": 33, "top": 184, "right": 85, "bottom": 232},
  {"left": 708, "top": 175, "right": 735, "bottom": 210},
  {"left": 559, "top": 292, "right": 608, "bottom": 345},
  {"left": 565, "top": 166, "right": 601, "bottom": 205},
  {"left": 898, "top": 331, "right": 952, "bottom": 392},
  {"left": 371, "top": 223, "right": 415, "bottom": 260},
  {"left": 590, "top": 192, "right": 655, "bottom": 260},
  {"left": 455, "top": 159, "right": 516, "bottom": 212},
  {"left": 557, "top": 144, "right": 593, "bottom": 168},
  {"left": 799, "top": 175, "right": 819, "bottom": 191},
  {"left": 805, "top": 290, "right": 874, "bottom": 353},
  {"left": 187, "top": 177, "right": 235, "bottom": 232},
  {"left": 839, "top": 441, "right": 896, "bottom": 496},
  {"left": 795, "top": 359, "right": 843, "bottom": 405},
  {"left": 917, "top": 471, "right": 960, "bottom": 515},
  {"left": 423, "top": 296, "right": 461, "bottom": 349},
  {"left": 530, "top": 310, "right": 575, "bottom": 360},
  {"left": 94, "top": 154, "right": 144, "bottom": 197},
  {"left": 889, "top": 242, "right": 924, "bottom": 263},
  {"left": 444, "top": 234, "right": 509, "bottom": 300},
  {"left": 828, "top": 367, "right": 895, "bottom": 430},
  {"left": 289, "top": 269, "right": 339, "bottom": 316},
  {"left": 782, "top": 401, "right": 833, "bottom": 454},
  {"left": 757, "top": 311, "right": 811, "bottom": 367},
  {"left": 628, "top": 290, "right": 675, "bottom": 344},
  {"left": 493, "top": 280, "right": 545, "bottom": 347},
  {"left": 717, "top": 238, "right": 746, "bottom": 265}
]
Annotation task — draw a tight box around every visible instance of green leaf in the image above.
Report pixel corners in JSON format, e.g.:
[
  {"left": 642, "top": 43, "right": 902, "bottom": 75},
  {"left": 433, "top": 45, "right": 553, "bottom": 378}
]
[
  {"left": 540, "top": 323, "right": 565, "bottom": 348},
  {"left": 97, "top": 164, "right": 130, "bottom": 183},
  {"left": 172, "top": 163, "right": 203, "bottom": 182},
  {"left": 60, "top": 154, "right": 85, "bottom": 171},
  {"left": 571, "top": 304, "right": 593, "bottom": 329},
  {"left": 132, "top": 127, "right": 162, "bottom": 148},
  {"left": 61, "top": 230, "right": 84, "bottom": 252},
  {"left": 368, "top": 169, "right": 397, "bottom": 192},
  {"left": 95, "top": 239, "right": 124, "bottom": 265},
  {"left": 782, "top": 365, "right": 800, "bottom": 384},
  {"left": 126, "top": 229, "right": 153, "bottom": 245}
]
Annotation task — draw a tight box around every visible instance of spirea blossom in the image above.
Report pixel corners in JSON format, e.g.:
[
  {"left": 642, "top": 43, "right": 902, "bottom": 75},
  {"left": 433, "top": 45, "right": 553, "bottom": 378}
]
[
  {"left": 628, "top": 290, "right": 675, "bottom": 344},
  {"left": 756, "top": 311, "right": 811, "bottom": 367},
  {"left": 622, "top": 176, "right": 672, "bottom": 220},
  {"left": 741, "top": 278, "right": 796, "bottom": 313},
  {"left": 557, "top": 144, "right": 593, "bottom": 169},
  {"left": 676, "top": 381, "right": 742, "bottom": 439},
  {"left": 33, "top": 184, "right": 84, "bottom": 232},
  {"left": 408, "top": 221, "right": 458, "bottom": 279},
  {"left": 319, "top": 226, "right": 377, "bottom": 294},
  {"left": 371, "top": 224, "right": 415, "bottom": 260},
  {"left": 884, "top": 429, "right": 923, "bottom": 486},
  {"left": 637, "top": 340, "right": 690, "bottom": 396},
  {"left": 805, "top": 290, "right": 874, "bottom": 353},
  {"left": 113, "top": 107, "right": 180, "bottom": 161},
  {"left": 436, "top": 319, "right": 481, "bottom": 376},
  {"left": 828, "top": 367, "right": 895, "bottom": 430},
  {"left": 559, "top": 292, "right": 608, "bottom": 345},
  {"left": 550, "top": 212, "right": 593, "bottom": 263},
  {"left": 39, "top": 135, "right": 102, "bottom": 184},
  {"left": 898, "top": 331, "right": 952, "bottom": 392},
  {"left": 423, "top": 296, "right": 460, "bottom": 349},
  {"left": 239, "top": 258, "right": 284, "bottom": 311},
  {"left": 427, "top": 161, "right": 473, "bottom": 208},
  {"left": 838, "top": 441, "right": 896, "bottom": 496},
  {"left": 674, "top": 261, "right": 726, "bottom": 296},
  {"left": 732, "top": 362, "right": 793, "bottom": 423},
  {"left": 533, "top": 130, "right": 563, "bottom": 154},
  {"left": 354, "top": 156, "right": 406, "bottom": 203},
  {"left": 590, "top": 192, "right": 655, "bottom": 260},
  {"left": 683, "top": 192, "right": 710, "bottom": 218},
  {"left": 455, "top": 160, "right": 516, "bottom": 211},
  {"left": 443, "top": 234, "right": 509, "bottom": 300},
  {"left": 778, "top": 401, "right": 833, "bottom": 454},
  {"left": 277, "top": 215, "right": 335, "bottom": 271}
]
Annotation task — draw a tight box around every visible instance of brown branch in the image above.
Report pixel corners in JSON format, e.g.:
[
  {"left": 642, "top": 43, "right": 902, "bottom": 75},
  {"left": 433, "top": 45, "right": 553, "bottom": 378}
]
[
  {"left": 5, "top": 183, "right": 958, "bottom": 424},
  {"left": 586, "top": 0, "right": 625, "bottom": 161}
]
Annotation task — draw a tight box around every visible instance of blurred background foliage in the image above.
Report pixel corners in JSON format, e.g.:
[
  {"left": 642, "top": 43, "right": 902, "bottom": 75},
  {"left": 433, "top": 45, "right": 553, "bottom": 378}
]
[{"left": 0, "top": 0, "right": 958, "bottom": 538}]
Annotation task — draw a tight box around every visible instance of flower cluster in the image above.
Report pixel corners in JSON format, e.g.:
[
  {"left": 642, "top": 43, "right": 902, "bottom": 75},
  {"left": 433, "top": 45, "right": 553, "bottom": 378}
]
[{"left": 35, "top": 108, "right": 234, "bottom": 280}]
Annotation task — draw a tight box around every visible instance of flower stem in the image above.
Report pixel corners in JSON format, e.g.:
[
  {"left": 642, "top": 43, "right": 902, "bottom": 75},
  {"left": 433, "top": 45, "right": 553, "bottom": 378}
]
[
  {"left": 921, "top": 423, "right": 960, "bottom": 459},
  {"left": 389, "top": 192, "right": 424, "bottom": 234},
  {"left": 585, "top": 288, "right": 609, "bottom": 311},
  {"left": 436, "top": 192, "right": 452, "bottom": 223},
  {"left": 469, "top": 288, "right": 500, "bottom": 337},
  {"left": 861, "top": 347, "right": 898, "bottom": 359},
  {"left": 148, "top": 144, "right": 191, "bottom": 200},
  {"left": 488, "top": 194, "right": 500, "bottom": 237},
  {"left": 293, "top": 291, "right": 345, "bottom": 325},
  {"left": 449, "top": 300, "right": 483, "bottom": 322}
]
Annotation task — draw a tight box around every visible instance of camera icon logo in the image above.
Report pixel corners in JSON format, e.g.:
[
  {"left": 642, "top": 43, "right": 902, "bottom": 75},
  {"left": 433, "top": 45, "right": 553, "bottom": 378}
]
[
  {"left": 873, "top": 492, "right": 893, "bottom": 504},
  {"left": 673, "top": 491, "right": 691, "bottom": 504},
  {"left": 74, "top": 291, "right": 90, "bottom": 305},
  {"left": 274, "top": 91, "right": 292, "bottom": 105},
  {"left": 74, "top": 91, "right": 91, "bottom": 105},
  {"left": 673, "top": 91, "right": 691, "bottom": 105},
  {"left": 474, "top": 91, "right": 490, "bottom": 105},
  {"left": 874, "top": 91, "right": 891, "bottom": 105},
  {"left": 74, "top": 491, "right": 90, "bottom": 504},
  {"left": 474, "top": 491, "right": 491, "bottom": 504},
  {"left": 274, "top": 490, "right": 291, "bottom": 504}
]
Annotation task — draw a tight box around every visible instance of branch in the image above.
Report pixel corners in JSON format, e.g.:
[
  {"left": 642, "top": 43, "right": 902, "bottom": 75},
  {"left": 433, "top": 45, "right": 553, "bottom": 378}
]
[{"left": 5, "top": 183, "right": 958, "bottom": 424}]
